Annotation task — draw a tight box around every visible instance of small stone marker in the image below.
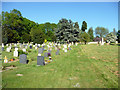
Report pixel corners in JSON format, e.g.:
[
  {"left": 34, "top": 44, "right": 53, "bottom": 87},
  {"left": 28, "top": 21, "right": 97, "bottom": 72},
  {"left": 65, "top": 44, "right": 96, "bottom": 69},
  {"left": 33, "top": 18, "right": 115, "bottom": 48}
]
[
  {"left": 19, "top": 54, "right": 27, "bottom": 64},
  {"left": 64, "top": 49, "right": 67, "bottom": 52},
  {"left": 44, "top": 52, "right": 48, "bottom": 57},
  {"left": 69, "top": 47, "right": 71, "bottom": 50},
  {"left": 35, "top": 47, "right": 37, "bottom": 50},
  {"left": 56, "top": 49, "right": 59, "bottom": 55},
  {"left": 48, "top": 50, "right": 51, "bottom": 54},
  {"left": 1, "top": 47, "right": 4, "bottom": 51},
  {"left": 22, "top": 48, "right": 26, "bottom": 52},
  {"left": 37, "top": 56, "right": 45, "bottom": 66}
]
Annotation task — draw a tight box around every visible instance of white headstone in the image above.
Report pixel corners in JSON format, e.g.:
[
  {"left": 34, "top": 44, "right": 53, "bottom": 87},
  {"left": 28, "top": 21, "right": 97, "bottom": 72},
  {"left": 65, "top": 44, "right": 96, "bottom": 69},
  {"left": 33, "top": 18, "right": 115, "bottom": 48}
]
[
  {"left": 14, "top": 50, "right": 18, "bottom": 57},
  {"left": 2, "top": 43, "right": 4, "bottom": 47},
  {"left": 38, "top": 53, "right": 41, "bottom": 56},
  {"left": 64, "top": 49, "right": 67, "bottom": 52},
  {"left": 15, "top": 48, "right": 18, "bottom": 51},
  {"left": 35, "top": 47, "right": 37, "bottom": 50},
  {"left": 22, "top": 48, "right": 26, "bottom": 52},
  {"left": 6, "top": 44, "right": 8, "bottom": 46},
  {"left": 6, "top": 47, "right": 10, "bottom": 52},
  {"left": 33, "top": 45, "right": 35, "bottom": 47}
]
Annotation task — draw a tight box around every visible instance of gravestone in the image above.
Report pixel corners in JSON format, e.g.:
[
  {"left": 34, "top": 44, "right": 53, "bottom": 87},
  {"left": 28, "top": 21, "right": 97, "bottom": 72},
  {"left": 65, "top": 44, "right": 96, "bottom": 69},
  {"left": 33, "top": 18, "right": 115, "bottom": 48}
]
[
  {"left": 14, "top": 50, "right": 18, "bottom": 57},
  {"left": 56, "top": 49, "right": 59, "bottom": 55},
  {"left": 19, "top": 54, "right": 27, "bottom": 64},
  {"left": 48, "top": 50, "right": 51, "bottom": 54},
  {"left": 22, "top": 48, "right": 26, "bottom": 52},
  {"left": 35, "top": 47, "right": 37, "bottom": 50},
  {"left": 38, "top": 48, "right": 43, "bottom": 54},
  {"left": 64, "top": 49, "right": 67, "bottom": 52},
  {"left": 44, "top": 52, "right": 48, "bottom": 57},
  {"left": 6, "top": 47, "right": 10, "bottom": 52},
  {"left": 30, "top": 45, "right": 32, "bottom": 49},
  {"left": 1, "top": 47, "right": 4, "bottom": 51},
  {"left": 69, "top": 47, "right": 71, "bottom": 50},
  {"left": 33, "top": 45, "right": 35, "bottom": 47},
  {"left": 37, "top": 56, "right": 45, "bottom": 66}
]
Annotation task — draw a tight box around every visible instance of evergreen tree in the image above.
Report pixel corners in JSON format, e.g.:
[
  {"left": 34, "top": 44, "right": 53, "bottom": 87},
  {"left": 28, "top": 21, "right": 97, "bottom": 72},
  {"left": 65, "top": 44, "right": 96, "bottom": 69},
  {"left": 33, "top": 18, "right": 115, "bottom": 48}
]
[
  {"left": 88, "top": 27, "right": 94, "bottom": 41},
  {"left": 81, "top": 21, "right": 87, "bottom": 31},
  {"left": 55, "top": 18, "right": 80, "bottom": 43}
]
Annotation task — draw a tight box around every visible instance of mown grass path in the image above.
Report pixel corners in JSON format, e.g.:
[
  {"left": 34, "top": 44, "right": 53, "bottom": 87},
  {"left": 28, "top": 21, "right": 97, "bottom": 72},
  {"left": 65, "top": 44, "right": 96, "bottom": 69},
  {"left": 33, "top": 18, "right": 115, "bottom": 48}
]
[{"left": 2, "top": 45, "right": 118, "bottom": 88}]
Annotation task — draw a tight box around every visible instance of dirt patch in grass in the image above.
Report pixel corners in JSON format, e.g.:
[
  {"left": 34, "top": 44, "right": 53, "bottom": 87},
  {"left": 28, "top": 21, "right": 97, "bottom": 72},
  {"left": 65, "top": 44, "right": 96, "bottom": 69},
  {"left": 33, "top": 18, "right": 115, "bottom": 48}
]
[{"left": 2, "top": 65, "right": 17, "bottom": 71}]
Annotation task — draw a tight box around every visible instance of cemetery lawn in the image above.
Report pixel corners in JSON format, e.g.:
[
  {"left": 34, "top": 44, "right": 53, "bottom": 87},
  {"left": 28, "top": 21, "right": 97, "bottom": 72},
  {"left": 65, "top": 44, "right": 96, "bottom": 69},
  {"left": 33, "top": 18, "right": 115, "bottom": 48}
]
[{"left": 2, "top": 44, "right": 118, "bottom": 88}]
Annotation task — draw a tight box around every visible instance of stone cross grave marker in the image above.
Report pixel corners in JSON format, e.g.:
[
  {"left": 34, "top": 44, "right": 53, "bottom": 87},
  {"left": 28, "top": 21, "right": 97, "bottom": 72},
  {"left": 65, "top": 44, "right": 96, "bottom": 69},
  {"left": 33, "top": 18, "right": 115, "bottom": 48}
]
[
  {"left": 37, "top": 56, "right": 45, "bottom": 66},
  {"left": 19, "top": 54, "right": 27, "bottom": 64}
]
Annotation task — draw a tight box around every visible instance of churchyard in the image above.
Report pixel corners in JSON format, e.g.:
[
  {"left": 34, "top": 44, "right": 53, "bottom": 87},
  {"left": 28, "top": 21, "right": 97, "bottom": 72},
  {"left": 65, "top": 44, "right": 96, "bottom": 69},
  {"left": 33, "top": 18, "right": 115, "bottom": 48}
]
[{"left": 1, "top": 42, "right": 119, "bottom": 88}]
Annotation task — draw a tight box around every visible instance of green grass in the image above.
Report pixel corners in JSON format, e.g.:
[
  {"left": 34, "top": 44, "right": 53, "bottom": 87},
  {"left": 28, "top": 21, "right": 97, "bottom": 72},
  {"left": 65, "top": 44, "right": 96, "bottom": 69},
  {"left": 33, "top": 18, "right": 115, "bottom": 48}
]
[{"left": 2, "top": 44, "right": 118, "bottom": 88}]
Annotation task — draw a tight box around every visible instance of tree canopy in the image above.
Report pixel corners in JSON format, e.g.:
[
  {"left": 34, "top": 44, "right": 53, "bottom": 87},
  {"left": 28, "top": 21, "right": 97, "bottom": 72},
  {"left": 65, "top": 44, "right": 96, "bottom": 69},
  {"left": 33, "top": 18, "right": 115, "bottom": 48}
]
[{"left": 95, "top": 27, "right": 109, "bottom": 37}]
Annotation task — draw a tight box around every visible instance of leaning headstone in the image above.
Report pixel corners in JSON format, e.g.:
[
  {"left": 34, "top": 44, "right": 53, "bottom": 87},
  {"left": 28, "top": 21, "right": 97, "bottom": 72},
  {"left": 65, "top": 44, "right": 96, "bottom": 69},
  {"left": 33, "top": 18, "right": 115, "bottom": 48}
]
[
  {"left": 38, "top": 48, "right": 43, "bottom": 54},
  {"left": 56, "top": 49, "right": 59, "bottom": 55},
  {"left": 19, "top": 54, "right": 27, "bottom": 64},
  {"left": 44, "top": 52, "right": 48, "bottom": 57},
  {"left": 37, "top": 56, "right": 45, "bottom": 66}
]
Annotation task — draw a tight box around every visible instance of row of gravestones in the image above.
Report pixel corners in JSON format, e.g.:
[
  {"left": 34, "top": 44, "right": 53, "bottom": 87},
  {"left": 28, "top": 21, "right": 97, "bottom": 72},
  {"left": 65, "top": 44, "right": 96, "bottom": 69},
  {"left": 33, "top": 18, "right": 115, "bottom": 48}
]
[{"left": 19, "top": 46, "right": 60, "bottom": 65}]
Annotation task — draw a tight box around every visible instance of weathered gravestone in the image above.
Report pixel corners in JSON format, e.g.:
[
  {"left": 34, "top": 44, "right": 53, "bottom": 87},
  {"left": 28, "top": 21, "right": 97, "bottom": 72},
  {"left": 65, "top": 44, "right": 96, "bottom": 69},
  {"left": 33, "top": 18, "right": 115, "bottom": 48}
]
[
  {"left": 44, "top": 52, "right": 48, "bottom": 57},
  {"left": 38, "top": 48, "right": 43, "bottom": 54},
  {"left": 56, "top": 49, "right": 59, "bottom": 55},
  {"left": 19, "top": 54, "right": 27, "bottom": 64},
  {"left": 37, "top": 56, "right": 45, "bottom": 66}
]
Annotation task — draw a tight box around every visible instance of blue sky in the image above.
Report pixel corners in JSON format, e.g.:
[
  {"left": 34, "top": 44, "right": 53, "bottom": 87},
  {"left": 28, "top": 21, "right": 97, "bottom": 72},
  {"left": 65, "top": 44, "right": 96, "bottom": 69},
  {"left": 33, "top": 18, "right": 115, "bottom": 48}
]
[{"left": 2, "top": 2, "right": 118, "bottom": 33}]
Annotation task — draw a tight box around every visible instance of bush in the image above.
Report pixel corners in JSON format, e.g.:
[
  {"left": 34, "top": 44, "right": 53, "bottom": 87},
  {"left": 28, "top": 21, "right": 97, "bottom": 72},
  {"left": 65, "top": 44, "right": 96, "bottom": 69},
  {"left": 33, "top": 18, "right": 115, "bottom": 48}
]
[{"left": 18, "top": 50, "right": 28, "bottom": 56}]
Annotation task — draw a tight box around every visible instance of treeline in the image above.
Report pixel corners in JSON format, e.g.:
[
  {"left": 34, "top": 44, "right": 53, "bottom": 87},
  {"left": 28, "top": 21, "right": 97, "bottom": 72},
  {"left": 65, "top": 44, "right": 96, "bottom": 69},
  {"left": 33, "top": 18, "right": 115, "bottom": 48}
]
[
  {"left": 1, "top": 9, "right": 120, "bottom": 44},
  {"left": 2, "top": 9, "right": 57, "bottom": 44}
]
